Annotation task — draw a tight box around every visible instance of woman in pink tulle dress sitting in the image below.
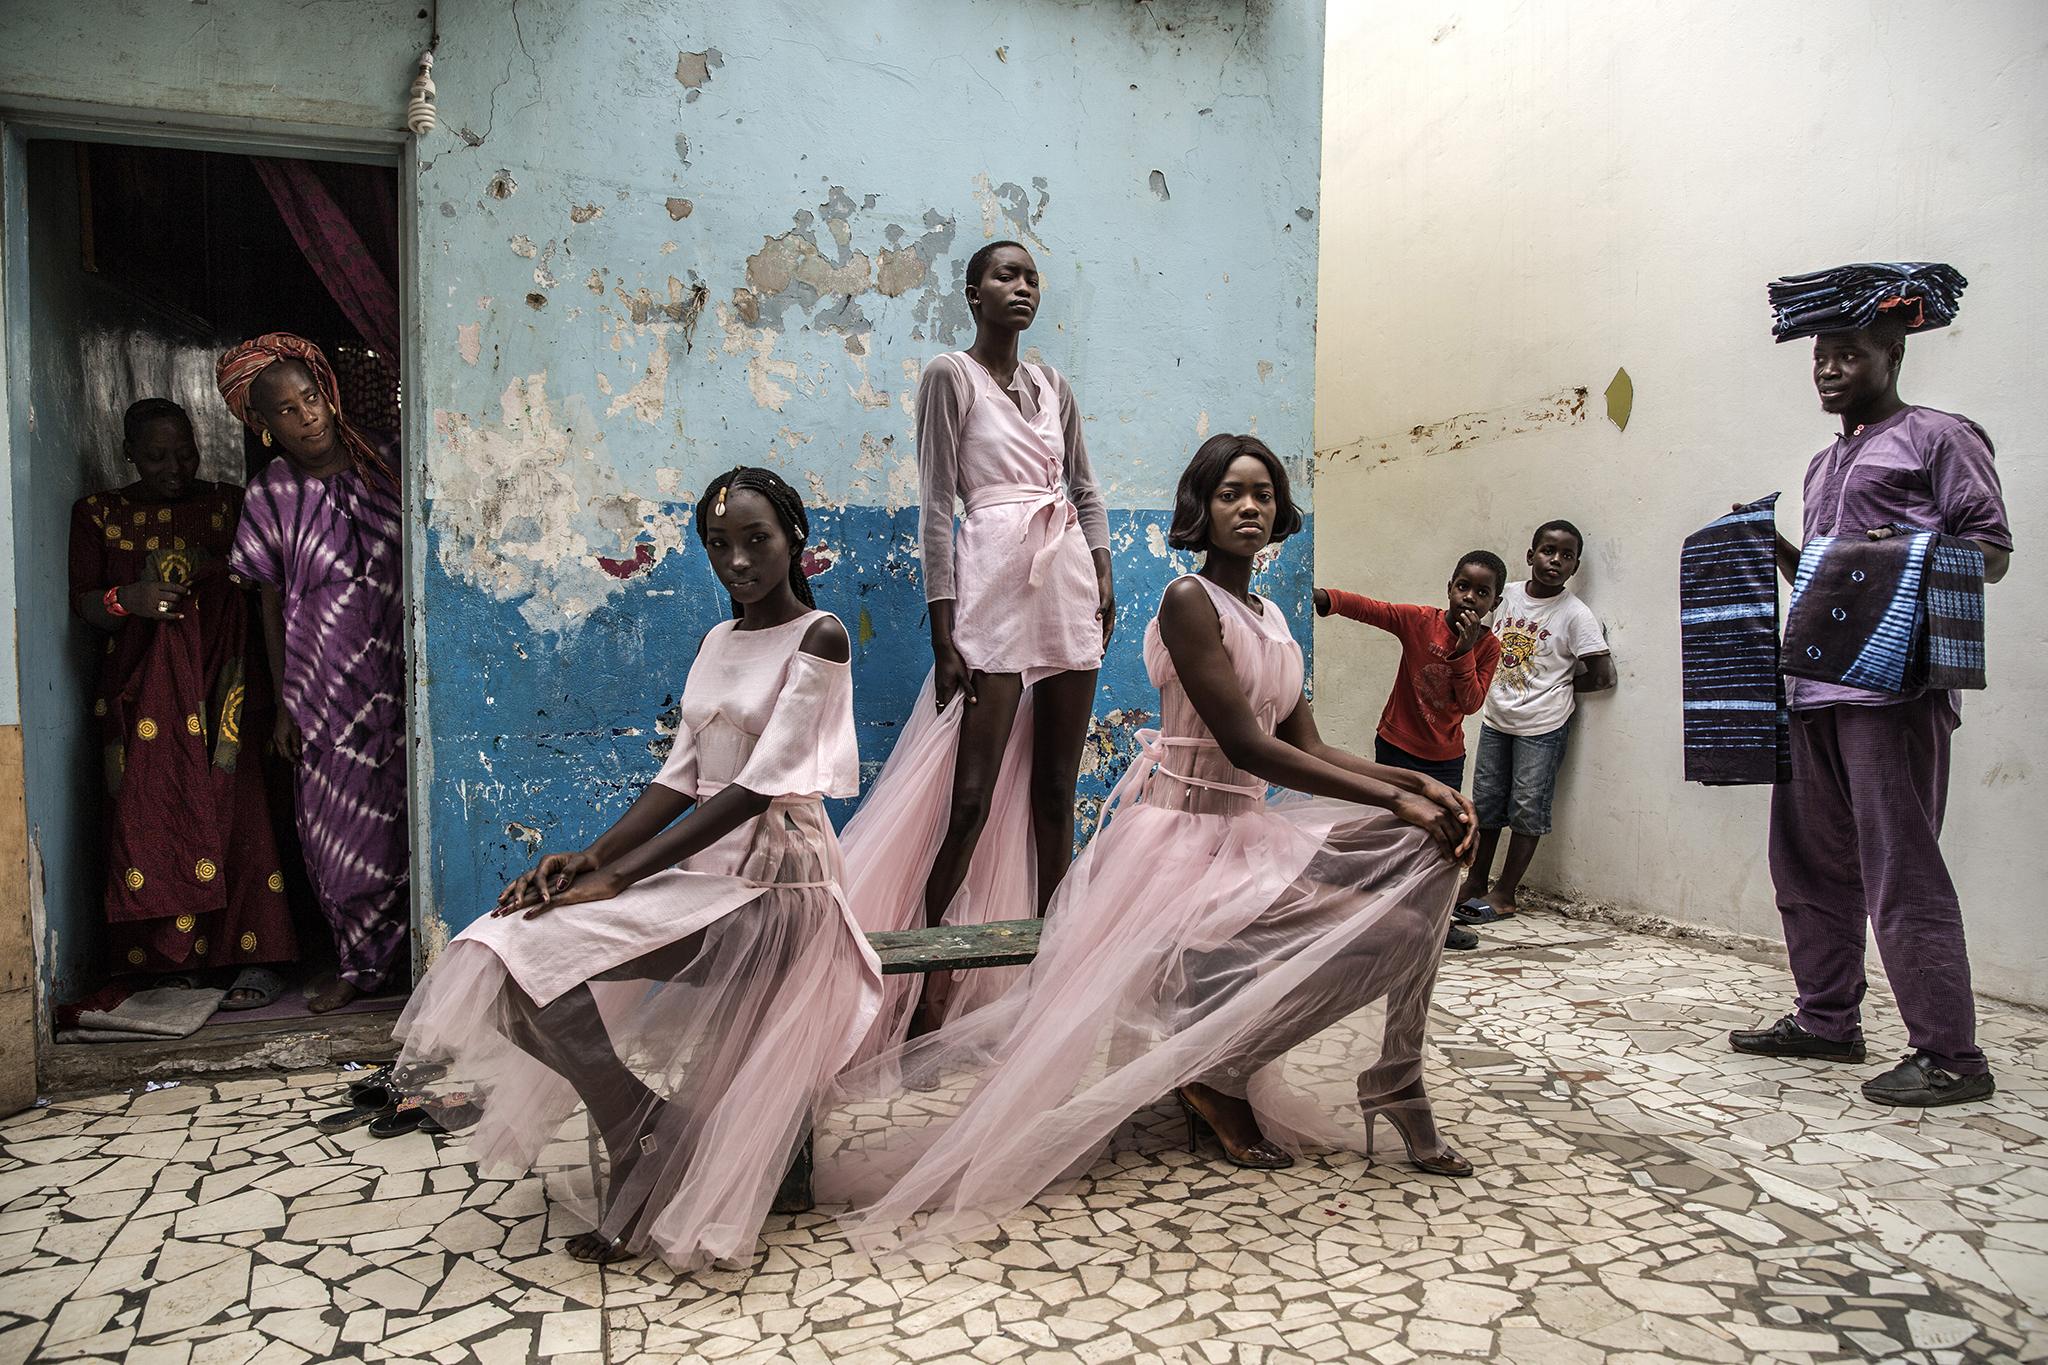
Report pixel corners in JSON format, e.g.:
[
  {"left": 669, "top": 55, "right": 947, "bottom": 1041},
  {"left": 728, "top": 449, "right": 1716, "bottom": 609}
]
[
  {"left": 827, "top": 435, "right": 1478, "bottom": 1255},
  {"left": 393, "top": 467, "right": 881, "bottom": 1268}
]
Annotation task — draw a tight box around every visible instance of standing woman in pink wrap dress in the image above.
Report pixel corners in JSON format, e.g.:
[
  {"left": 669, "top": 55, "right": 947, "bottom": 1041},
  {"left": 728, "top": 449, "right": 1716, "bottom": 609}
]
[
  {"left": 393, "top": 468, "right": 882, "bottom": 1268},
  {"left": 840, "top": 240, "right": 1116, "bottom": 1046},
  {"left": 826, "top": 437, "right": 1477, "bottom": 1255}
]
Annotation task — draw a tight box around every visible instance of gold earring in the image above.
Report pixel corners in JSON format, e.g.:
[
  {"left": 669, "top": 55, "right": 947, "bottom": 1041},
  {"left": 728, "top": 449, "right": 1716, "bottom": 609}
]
[{"left": 260, "top": 430, "right": 273, "bottom": 448}]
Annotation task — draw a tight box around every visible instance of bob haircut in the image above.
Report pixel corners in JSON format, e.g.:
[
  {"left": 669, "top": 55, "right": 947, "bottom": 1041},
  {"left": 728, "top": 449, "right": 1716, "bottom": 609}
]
[{"left": 1167, "top": 434, "right": 1305, "bottom": 552}]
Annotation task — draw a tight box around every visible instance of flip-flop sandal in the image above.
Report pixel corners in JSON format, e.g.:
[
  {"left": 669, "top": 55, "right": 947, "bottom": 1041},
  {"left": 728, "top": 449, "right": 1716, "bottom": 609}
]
[
  {"left": 316, "top": 1102, "right": 393, "bottom": 1135},
  {"left": 369, "top": 1092, "right": 471, "bottom": 1139},
  {"left": 218, "top": 966, "right": 286, "bottom": 1012},
  {"left": 344, "top": 1065, "right": 397, "bottom": 1109},
  {"left": 368, "top": 1097, "right": 436, "bottom": 1139},
  {"left": 1454, "top": 899, "right": 1513, "bottom": 926}
]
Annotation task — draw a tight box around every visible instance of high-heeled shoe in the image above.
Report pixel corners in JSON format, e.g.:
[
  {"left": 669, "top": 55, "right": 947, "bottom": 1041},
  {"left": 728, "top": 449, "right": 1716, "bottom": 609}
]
[
  {"left": 1176, "top": 1088, "right": 1294, "bottom": 1170},
  {"left": 1361, "top": 1097, "right": 1475, "bottom": 1178}
]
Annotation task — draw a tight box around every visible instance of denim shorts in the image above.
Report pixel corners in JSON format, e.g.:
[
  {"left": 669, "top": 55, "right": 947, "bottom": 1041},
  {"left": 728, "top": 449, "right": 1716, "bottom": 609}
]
[
  {"left": 1472, "top": 719, "right": 1572, "bottom": 836},
  {"left": 1373, "top": 735, "right": 1467, "bottom": 791}
]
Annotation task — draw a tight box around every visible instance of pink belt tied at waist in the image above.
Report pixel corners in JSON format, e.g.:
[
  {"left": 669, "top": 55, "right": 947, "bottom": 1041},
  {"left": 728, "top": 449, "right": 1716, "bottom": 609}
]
[
  {"left": 963, "top": 480, "right": 1079, "bottom": 587},
  {"left": 1097, "top": 729, "right": 1267, "bottom": 831}
]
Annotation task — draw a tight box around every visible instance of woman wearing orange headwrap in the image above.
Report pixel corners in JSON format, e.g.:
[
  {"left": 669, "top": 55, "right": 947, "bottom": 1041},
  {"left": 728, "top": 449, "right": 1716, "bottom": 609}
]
[{"left": 218, "top": 333, "right": 409, "bottom": 1013}]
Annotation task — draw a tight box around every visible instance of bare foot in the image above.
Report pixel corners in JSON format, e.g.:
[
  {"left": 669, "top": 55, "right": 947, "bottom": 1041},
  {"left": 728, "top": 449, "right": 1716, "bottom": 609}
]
[{"left": 307, "top": 977, "right": 360, "bottom": 1014}]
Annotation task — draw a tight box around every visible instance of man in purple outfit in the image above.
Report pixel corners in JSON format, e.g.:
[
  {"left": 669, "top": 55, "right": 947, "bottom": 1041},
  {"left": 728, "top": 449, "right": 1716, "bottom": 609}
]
[{"left": 1730, "top": 266, "right": 2011, "bottom": 1107}]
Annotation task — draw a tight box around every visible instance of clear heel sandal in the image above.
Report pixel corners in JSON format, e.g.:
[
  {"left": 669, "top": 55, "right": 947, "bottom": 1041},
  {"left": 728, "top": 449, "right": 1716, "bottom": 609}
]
[{"left": 1360, "top": 1093, "right": 1474, "bottom": 1178}]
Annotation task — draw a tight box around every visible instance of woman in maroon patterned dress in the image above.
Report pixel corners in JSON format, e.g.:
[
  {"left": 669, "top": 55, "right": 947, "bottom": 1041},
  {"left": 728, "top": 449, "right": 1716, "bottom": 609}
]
[{"left": 69, "top": 399, "right": 297, "bottom": 994}]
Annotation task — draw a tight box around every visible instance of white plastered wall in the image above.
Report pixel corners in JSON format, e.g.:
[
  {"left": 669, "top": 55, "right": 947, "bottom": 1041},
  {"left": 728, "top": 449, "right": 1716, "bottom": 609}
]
[{"left": 1314, "top": 2, "right": 2047, "bottom": 1007}]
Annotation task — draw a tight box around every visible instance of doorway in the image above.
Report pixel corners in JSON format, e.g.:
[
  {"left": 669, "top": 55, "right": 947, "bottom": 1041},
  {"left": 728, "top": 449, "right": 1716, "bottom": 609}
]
[{"left": 6, "top": 133, "right": 415, "bottom": 1067}]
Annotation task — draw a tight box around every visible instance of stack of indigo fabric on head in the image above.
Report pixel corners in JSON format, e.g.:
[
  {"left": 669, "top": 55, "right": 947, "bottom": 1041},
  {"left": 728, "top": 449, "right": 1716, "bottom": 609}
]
[
  {"left": 1767, "top": 262, "right": 1968, "bottom": 342},
  {"left": 1680, "top": 494, "right": 1789, "bottom": 786}
]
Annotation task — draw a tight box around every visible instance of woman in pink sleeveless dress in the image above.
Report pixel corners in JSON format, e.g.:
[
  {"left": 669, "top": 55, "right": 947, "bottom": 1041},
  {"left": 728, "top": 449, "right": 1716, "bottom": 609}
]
[
  {"left": 825, "top": 436, "right": 1477, "bottom": 1254},
  {"left": 393, "top": 468, "right": 880, "bottom": 1268},
  {"left": 840, "top": 240, "right": 1115, "bottom": 1048}
]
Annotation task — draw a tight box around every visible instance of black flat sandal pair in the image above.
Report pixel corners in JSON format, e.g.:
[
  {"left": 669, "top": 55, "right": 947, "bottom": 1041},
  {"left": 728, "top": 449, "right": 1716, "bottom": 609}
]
[{"left": 313, "top": 1063, "right": 463, "bottom": 1138}]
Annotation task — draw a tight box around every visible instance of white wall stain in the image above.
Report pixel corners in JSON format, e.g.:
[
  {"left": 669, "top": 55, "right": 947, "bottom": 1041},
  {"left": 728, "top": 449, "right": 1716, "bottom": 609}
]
[
  {"left": 431, "top": 373, "right": 690, "bottom": 633},
  {"left": 457, "top": 323, "right": 481, "bottom": 366},
  {"left": 1318, "top": 385, "right": 1589, "bottom": 468},
  {"left": 846, "top": 355, "right": 890, "bottom": 411},
  {"left": 716, "top": 301, "right": 801, "bottom": 411},
  {"left": 605, "top": 330, "right": 670, "bottom": 423}
]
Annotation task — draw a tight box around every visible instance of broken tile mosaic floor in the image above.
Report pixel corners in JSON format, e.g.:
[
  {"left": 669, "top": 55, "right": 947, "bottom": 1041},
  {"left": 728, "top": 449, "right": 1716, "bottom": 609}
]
[{"left": 0, "top": 911, "right": 2042, "bottom": 1362}]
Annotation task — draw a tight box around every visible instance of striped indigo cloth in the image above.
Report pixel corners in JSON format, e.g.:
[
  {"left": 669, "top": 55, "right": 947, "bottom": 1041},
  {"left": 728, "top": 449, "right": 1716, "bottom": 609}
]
[
  {"left": 1782, "top": 528, "right": 1986, "bottom": 693},
  {"left": 1680, "top": 494, "right": 1789, "bottom": 785}
]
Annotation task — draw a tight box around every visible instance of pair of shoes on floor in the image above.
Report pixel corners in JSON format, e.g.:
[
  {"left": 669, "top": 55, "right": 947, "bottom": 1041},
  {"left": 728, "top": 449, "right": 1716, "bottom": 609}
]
[
  {"left": 1728, "top": 1016, "right": 1995, "bottom": 1107},
  {"left": 314, "top": 1062, "right": 463, "bottom": 1137}
]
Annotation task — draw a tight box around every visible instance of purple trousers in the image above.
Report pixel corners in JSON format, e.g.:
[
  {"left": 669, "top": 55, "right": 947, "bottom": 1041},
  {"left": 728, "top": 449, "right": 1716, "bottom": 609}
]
[{"left": 1768, "top": 693, "right": 1985, "bottom": 1074}]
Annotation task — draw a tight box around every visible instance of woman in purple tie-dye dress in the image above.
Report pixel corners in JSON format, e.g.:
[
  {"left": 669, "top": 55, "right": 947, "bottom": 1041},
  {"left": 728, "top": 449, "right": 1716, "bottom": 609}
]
[{"left": 217, "top": 333, "right": 409, "bottom": 1012}]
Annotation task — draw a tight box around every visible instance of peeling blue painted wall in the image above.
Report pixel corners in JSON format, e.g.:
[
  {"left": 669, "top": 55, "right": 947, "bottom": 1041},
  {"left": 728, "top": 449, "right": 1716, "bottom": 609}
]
[
  {"left": 413, "top": 2, "right": 1324, "bottom": 949},
  {"left": 2, "top": 0, "right": 1324, "bottom": 967}
]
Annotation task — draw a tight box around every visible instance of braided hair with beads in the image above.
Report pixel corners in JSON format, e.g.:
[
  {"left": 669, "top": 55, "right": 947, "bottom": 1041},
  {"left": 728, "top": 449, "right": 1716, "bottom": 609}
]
[{"left": 694, "top": 465, "right": 816, "bottom": 618}]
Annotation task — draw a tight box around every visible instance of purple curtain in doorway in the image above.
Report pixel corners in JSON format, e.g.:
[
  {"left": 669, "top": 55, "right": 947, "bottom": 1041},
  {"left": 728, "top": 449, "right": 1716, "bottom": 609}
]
[{"left": 250, "top": 158, "right": 400, "bottom": 361}]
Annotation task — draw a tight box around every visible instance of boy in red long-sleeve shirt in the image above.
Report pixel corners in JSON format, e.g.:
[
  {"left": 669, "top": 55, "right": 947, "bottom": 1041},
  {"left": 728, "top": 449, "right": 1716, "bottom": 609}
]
[{"left": 1315, "top": 550, "right": 1506, "bottom": 948}]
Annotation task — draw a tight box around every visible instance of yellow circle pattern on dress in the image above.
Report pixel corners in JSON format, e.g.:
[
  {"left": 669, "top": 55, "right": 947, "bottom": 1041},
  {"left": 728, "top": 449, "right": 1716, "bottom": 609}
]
[
  {"left": 93, "top": 699, "right": 107, "bottom": 717},
  {"left": 126, "top": 948, "right": 145, "bottom": 965},
  {"left": 186, "top": 713, "right": 203, "bottom": 736},
  {"left": 239, "top": 932, "right": 257, "bottom": 952},
  {"left": 267, "top": 871, "right": 284, "bottom": 893},
  {"left": 145, "top": 536, "right": 160, "bottom": 551},
  {"left": 194, "top": 937, "right": 208, "bottom": 956},
  {"left": 136, "top": 718, "right": 159, "bottom": 741},
  {"left": 157, "top": 508, "right": 173, "bottom": 523},
  {"left": 195, "top": 859, "right": 218, "bottom": 883},
  {"left": 132, "top": 511, "right": 147, "bottom": 526},
  {"left": 175, "top": 913, "right": 196, "bottom": 932},
  {"left": 119, "top": 541, "right": 134, "bottom": 551},
  {"left": 103, "top": 524, "right": 120, "bottom": 540},
  {"left": 125, "top": 868, "right": 145, "bottom": 890}
]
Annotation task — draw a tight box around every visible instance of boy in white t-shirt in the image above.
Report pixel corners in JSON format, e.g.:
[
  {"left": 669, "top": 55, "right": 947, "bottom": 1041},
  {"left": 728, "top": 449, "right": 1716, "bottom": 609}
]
[{"left": 1454, "top": 520, "right": 1616, "bottom": 924}]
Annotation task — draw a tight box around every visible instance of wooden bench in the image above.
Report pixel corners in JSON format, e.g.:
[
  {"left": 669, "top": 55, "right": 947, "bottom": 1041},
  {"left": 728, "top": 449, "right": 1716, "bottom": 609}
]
[
  {"left": 865, "top": 917, "right": 1044, "bottom": 976},
  {"left": 772, "top": 917, "right": 1045, "bottom": 1213}
]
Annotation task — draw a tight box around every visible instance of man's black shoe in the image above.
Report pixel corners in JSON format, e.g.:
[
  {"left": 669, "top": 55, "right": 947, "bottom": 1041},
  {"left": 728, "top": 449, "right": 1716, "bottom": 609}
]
[
  {"left": 1727, "top": 1014, "right": 1866, "bottom": 1063},
  {"left": 1861, "top": 1052, "right": 1996, "bottom": 1107},
  {"left": 1445, "top": 925, "right": 1478, "bottom": 951}
]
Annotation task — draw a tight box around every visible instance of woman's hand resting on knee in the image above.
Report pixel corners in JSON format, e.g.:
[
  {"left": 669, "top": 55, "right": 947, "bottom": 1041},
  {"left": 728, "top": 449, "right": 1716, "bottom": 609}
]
[
  {"left": 1391, "top": 781, "right": 1477, "bottom": 863},
  {"left": 495, "top": 851, "right": 596, "bottom": 915}
]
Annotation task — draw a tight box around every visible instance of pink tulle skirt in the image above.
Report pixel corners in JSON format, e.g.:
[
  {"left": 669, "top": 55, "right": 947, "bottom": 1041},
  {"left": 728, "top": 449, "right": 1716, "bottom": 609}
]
[
  {"left": 838, "top": 672, "right": 1044, "bottom": 1061},
  {"left": 819, "top": 758, "right": 1459, "bottom": 1256},
  {"left": 393, "top": 799, "right": 881, "bottom": 1269}
]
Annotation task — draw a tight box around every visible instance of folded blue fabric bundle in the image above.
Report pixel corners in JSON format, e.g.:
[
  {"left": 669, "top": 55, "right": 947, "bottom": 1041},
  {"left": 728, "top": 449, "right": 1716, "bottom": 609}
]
[
  {"left": 1680, "top": 494, "right": 1788, "bottom": 786},
  {"left": 1767, "top": 262, "right": 1967, "bottom": 342},
  {"left": 1783, "top": 529, "right": 1986, "bottom": 692}
]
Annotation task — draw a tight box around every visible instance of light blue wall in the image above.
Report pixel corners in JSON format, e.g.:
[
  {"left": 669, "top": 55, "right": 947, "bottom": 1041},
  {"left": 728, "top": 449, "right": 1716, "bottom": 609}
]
[{"left": 2, "top": 0, "right": 1324, "bottom": 970}]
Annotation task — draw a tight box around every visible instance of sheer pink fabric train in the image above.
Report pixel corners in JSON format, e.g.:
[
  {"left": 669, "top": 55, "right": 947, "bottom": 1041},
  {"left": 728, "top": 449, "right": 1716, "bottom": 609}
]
[{"left": 821, "top": 576, "right": 1460, "bottom": 1254}]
